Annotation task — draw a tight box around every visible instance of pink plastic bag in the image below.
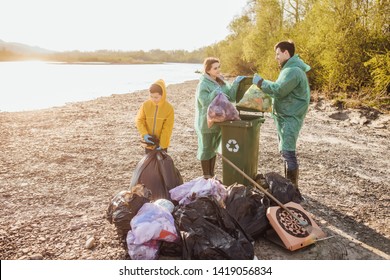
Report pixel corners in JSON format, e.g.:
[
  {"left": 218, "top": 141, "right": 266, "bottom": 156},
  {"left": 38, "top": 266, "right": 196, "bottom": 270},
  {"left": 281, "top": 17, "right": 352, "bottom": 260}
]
[
  {"left": 129, "top": 201, "right": 178, "bottom": 244},
  {"left": 169, "top": 177, "right": 228, "bottom": 207},
  {"left": 126, "top": 200, "right": 179, "bottom": 259},
  {"left": 207, "top": 92, "right": 240, "bottom": 128},
  {"left": 126, "top": 231, "right": 160, "bottom": 260}
]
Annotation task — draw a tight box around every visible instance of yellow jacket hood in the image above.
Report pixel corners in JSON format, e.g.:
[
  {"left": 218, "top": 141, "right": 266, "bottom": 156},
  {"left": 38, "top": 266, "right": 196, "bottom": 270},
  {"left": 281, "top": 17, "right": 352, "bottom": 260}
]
[{"left": 153, "top": 79, "right": 167, "bottom": 106}]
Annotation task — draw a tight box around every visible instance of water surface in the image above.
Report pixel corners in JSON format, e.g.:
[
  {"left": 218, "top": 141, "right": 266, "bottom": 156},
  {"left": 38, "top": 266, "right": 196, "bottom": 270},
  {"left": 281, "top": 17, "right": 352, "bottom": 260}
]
[{"left": 0, "top": 61, "right": 202, "bottom": 112}]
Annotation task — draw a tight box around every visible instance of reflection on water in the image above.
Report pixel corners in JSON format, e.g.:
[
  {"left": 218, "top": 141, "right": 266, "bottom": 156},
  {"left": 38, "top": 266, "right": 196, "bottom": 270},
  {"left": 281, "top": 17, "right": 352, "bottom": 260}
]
[{"left": 0, "top": 61, "right": 202, "bottom": 112}]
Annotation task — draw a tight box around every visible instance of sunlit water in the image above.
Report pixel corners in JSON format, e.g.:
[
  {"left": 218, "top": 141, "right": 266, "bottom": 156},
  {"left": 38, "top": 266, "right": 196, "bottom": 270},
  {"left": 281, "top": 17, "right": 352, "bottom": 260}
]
[{"left": 0, "top": 61, "right": 202, "bottom": 112}]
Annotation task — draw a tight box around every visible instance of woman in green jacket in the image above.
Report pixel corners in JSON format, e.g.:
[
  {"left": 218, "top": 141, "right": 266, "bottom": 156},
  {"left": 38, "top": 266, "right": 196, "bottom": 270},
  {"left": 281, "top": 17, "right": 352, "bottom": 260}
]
[
  {"left": 253, "top": 40, "right": 311, "bottom": 191},
  {"left": 194, "top": 57, "right": 244, "bottom": 178}
]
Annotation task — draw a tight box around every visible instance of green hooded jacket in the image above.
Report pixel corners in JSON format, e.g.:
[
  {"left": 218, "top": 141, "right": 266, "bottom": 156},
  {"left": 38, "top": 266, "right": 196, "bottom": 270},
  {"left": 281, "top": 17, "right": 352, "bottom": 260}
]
[
  {"left": 194, "top": 74, "right": 239, "bottom": 160},
  {"left": 194, "top": 74, "right": 238, "bottom": 133},
  {"left": 261, "top": 54, "right": 311, "bottom": 151}
]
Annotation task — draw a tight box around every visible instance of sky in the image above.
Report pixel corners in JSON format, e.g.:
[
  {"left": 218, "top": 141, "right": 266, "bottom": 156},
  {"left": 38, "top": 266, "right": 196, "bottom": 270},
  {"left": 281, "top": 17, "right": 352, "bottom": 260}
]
[{"left": 0, "top": 0, "right": 249, "bottom": 52}]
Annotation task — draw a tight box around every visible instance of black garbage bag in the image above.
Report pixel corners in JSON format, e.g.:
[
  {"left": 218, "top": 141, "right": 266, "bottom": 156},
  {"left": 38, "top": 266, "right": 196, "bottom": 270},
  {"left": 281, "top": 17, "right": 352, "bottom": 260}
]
[
  {"left": 159, "top": 233, "right": 183, "bottom": 258},
  {"left": 106, "top": 184, "right": 151, "bottom": 248},
  {"left": 173, "top": 196, "right": 254, "bottom": 260},
  {"left": 130, "top": 150, "right": 183, "bottom": 201},
  {"left": 225, "top": 183, "right": 270, "bottom": 239},
  {"left": 264, "top": 172, "right": 303, "bottom": 205},
  {"left": 159, "top": 212, "right": 183, "bottom": 258}
]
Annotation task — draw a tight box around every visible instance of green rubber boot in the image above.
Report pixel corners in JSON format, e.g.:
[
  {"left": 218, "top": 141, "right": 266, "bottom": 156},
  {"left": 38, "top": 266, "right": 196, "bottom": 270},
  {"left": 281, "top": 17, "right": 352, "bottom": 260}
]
[
  {"left": 286, "top": 168, "right": 299, "bottom": 189},
  {"left": 201, "top": 160, "right": 212, "bottom": 179},
  {"left": 209, "top": 156, "right": 216, "bottom": 177}
]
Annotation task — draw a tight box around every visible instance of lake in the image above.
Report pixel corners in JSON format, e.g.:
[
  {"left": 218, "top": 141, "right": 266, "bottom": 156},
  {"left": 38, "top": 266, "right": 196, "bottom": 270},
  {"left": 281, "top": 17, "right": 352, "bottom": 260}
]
[{"left": 0, "top": 61, "right": 202, "bottom": 112}]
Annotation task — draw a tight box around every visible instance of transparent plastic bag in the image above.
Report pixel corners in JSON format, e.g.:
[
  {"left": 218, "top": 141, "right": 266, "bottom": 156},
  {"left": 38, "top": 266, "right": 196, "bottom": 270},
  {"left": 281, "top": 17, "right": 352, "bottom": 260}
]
[
  {"left": 207, "top": 92, "right": 240, "bottom": 128},
  {"left": 236, "top": 84, "right": 272, "bottom": 112},
  {"left": 169, "top": 177, "right": 228, "bottom": 207},
  {"left": 126, "top": 231, "right": 160, "bottom": 260},
  {"left": 130, "top": 201, "right": 178, "bottom": 244}
]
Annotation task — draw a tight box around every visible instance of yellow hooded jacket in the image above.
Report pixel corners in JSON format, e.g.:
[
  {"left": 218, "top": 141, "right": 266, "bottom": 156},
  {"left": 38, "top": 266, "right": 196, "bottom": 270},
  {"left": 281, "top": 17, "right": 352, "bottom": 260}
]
[{"left": 135, "top": 79, "right": 174, "bottom": 149}]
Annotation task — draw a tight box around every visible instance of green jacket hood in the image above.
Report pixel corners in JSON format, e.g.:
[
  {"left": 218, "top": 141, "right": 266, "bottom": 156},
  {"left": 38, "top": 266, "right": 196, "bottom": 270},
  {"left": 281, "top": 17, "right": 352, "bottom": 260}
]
[
  {"left": 283, "top": 54, "right": 311, "bottom": 73},
  {"left": 199, "top": 74, "right": 223, "bottom": 87}
]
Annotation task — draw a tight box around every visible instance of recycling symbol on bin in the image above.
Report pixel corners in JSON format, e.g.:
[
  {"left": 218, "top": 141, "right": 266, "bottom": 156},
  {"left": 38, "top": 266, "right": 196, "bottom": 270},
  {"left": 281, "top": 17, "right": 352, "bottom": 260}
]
[{"left": 226, "top": 139, "right": 239, "bottom": 152}]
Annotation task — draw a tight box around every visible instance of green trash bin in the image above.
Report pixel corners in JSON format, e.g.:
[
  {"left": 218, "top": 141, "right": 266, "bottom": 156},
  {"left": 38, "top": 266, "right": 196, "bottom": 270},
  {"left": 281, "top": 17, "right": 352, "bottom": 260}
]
[
  {"left": 218, "top": 77, "right": 265, "bottom": 186},
  {"left": 218, "top": 115, "right": 264, "bottom": 186}
]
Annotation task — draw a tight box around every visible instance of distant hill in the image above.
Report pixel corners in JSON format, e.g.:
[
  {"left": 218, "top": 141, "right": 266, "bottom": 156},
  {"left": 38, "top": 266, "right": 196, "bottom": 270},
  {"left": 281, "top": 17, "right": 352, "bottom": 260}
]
[
  {"left": 0, "top": 39, "right": 55, "bottom": 55},
  {"left": 0, "top": 39, "right": 205, "bottom": 64}
]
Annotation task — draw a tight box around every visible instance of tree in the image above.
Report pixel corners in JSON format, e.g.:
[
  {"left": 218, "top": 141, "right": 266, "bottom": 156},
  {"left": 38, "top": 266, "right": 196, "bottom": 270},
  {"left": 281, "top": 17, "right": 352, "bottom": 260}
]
[
  {"left": 243, "top": 0, "right": 284, "bottom": 79},
  {"left": 218, "top": 14, "right": 256, "bottom": 75}
]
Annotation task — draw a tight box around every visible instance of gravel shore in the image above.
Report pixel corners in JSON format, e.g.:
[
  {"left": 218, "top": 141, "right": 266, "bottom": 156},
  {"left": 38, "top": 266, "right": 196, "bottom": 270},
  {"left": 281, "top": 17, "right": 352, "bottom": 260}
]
[{"left": 1, "top": 80, "right": 389, "bottom": 260}]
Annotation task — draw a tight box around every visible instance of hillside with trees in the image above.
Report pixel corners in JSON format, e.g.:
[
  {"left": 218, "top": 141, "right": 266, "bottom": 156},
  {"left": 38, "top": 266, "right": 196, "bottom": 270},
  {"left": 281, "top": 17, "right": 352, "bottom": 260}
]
[
  {"left": 1, "top": 0, "right": 389, "bottom": 111},
  {"left": 205, "top": 0, "right": 389, "bottom": 112},
  {"left": 0, "top": 44, "right": 205, "bottom": 64}
]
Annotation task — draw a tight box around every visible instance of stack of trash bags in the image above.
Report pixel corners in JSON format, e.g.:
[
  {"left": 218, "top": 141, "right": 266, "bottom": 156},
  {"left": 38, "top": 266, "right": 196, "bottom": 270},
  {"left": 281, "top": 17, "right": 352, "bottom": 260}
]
[
  {"left": 105, "top": 184, "right": 152, "bottom": 250},
  {"left": 106, "top": 150, "right": 302, "bottom": 259}
]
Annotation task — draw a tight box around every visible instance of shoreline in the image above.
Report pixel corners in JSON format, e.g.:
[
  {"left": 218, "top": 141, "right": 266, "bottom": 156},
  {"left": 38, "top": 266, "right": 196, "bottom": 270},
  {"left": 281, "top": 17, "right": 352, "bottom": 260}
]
[{"left": 0, "top": 79, "right": 200, "bottom": 114}]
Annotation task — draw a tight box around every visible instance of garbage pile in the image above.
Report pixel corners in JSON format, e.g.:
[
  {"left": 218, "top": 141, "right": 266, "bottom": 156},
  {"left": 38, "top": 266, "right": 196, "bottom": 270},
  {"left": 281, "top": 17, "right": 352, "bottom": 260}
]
[
  {"left": 106, "top": 184, "right": 151, "bottom": 249},
  {"left": 106, "top": 150, "right": 303, "bottom": 259}
]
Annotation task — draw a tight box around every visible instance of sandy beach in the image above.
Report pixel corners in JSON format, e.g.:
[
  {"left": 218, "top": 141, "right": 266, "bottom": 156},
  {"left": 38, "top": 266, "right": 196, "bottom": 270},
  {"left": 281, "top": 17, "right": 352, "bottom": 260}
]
[{"left": 1, "top": 80, "right": 389, "bottom": 260}]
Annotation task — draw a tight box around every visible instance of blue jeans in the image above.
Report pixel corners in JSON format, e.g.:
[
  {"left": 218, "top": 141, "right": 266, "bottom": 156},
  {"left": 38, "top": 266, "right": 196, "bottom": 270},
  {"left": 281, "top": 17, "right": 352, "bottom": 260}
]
[{"left": 281, "top": 150, "right": 298, "bottom": 170}]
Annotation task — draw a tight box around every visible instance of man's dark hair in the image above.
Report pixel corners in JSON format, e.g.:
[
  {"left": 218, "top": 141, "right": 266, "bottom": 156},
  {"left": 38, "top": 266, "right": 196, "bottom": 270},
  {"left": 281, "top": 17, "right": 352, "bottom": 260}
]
[{"left": 274, "top": 40, "right": 295, "bottom": 57}]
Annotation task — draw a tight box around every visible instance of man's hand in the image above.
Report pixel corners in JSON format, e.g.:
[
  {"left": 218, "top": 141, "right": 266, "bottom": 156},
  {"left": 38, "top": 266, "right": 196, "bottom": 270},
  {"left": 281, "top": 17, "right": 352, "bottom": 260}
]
[{"left": 252, "top": 74, "right": 263, "bottom": 87}]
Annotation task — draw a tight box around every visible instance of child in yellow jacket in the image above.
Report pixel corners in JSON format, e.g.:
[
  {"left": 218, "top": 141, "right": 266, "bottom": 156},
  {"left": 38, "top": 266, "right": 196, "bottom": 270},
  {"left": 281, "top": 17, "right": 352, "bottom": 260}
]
[{"left": 135, "top": 79, "right": 174, "bottom": 153}]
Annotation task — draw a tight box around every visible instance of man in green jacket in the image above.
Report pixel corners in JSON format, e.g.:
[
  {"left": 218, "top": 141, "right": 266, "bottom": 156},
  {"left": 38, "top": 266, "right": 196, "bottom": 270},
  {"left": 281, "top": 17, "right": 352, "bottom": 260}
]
[{"left": 252, "top": 40, "right": 311, "bottom": 192}]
